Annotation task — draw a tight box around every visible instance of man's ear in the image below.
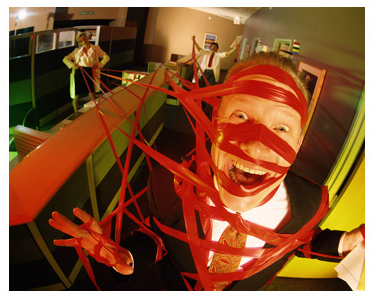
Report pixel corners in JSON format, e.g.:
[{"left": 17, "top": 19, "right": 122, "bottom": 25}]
[{"left": 298, "top": 134, "right": 304, "bottom": 148}]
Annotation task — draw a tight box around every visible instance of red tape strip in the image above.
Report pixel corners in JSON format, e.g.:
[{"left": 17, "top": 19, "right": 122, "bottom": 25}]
[{"left": 60, "top": 42, "right": 330, "bottom": 290}]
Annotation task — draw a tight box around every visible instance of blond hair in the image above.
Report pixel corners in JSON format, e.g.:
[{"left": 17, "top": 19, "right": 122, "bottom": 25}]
[
  {"left": 76, "top": 32, "right": 89, "bottom": 43},
  {"left": 225, "top": 51, "right": 310, "bottom": 103}
]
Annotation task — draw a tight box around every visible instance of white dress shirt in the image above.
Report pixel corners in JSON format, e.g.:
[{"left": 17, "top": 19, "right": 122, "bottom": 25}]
[
  {"left": 208, "top": 182, "right": 291, "bottom": 267},
  {"left": 199, "top": 49, "right": 227, "bottom": 82}
]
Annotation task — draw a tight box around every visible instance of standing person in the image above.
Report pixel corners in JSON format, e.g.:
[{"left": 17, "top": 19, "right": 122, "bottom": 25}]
[
  {"left": 49, "top": 52, "right": 364, "bottom": 291},
  {"left": 191, "top": 35, "right": 238, "bottom": 87},
  {"left": 63, "top": 31, "right": 110, "bottom": 112},
  {"left": 192, "top": 35, "right": 239, "bottom": 119}
]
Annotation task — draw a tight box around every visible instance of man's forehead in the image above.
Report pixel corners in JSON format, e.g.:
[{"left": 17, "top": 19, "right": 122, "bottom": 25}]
[
  {"left": 221, "top": 93, "right": 301, "bottom": 118},
  {"left": 235, "top": 74, "right": 296, "bottom": 95},
  {"left": 220, "top": 73, "right": 298, "bottom": 109},
  {"left": 222, "top": 65, "right": 308, "bottom": 127}
]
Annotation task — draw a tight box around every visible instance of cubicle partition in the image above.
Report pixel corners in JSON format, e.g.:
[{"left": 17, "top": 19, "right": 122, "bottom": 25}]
[
  {"left": 9, "top": 25, "right": 138, "bottom": 130},
  {"left": 9, "top": 53, "right": 33, "bottom": 127},
  {"left": 34, "top": 46, "right": 74, "bottom": 122},
  {"left": 105, "top": 26, "right": 138, "bottom": 71},
  {"left": 9, "top": 68, "right": 170, "bottom": 290},
  {"left": 99, "top": 26, "right": 138, "bottom": 89},
  {"left": 9, "top": 29, "right": 76, "bottom": 129}
]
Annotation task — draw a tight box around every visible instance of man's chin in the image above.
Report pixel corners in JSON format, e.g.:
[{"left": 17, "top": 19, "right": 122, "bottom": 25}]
[{"left": 219, "top": 187, "right": 265, "bottom": 213}]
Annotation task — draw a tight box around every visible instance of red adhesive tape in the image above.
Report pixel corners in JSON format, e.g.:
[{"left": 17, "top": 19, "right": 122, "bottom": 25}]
[{"left": 57, "top": 44, "right": 329, "bottom": 290}]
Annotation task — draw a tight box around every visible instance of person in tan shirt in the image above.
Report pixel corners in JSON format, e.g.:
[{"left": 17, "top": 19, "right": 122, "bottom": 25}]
[{"left": 63, "top": 31, "right": 110, "bottom": 112}]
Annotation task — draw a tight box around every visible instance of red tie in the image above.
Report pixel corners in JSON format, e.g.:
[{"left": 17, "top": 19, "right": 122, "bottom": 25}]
[
  {"left": 208, "top": 224, "right": 247, "bottom": 290},
  {"left": 208, "top": 53, "right": 214, "bottom": 68}
]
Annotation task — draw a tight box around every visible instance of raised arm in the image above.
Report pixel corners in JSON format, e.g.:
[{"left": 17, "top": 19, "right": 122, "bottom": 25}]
[
  {"left": 225, "top": 44, "right": 239, "bottom": 57},
  {"left": 192, "top": 35, "right": 202, "bottom": 52}
]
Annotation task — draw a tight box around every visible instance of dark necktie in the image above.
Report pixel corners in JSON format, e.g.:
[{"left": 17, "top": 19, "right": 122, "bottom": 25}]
[
  {"left": 208, "top": 224, "right": 247, "bottom": 290},
  {"left": 208, "top": 53, "right": 214, "bottom": 68}
]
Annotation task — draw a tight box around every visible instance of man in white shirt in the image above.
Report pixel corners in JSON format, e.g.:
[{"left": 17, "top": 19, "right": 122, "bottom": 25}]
[
  {"left": 191, "top": 35, "right": 238, "bottom": 119},
  {"left": 192, "top": 35, "right": 238, "bottom": 87}
]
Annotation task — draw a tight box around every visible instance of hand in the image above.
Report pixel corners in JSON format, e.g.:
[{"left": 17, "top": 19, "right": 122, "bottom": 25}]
[
  {"left": 192, "top": 35, "right": 195, "bottom": 41},
  {"left": 342, "top": 224, "right": 365, "bottom": 256},
  {"left": 49, "top": 208, "right": 134, "bottom": 275},
  {"left": 73, "top": 63, "right": 80, "bottom": 69}
]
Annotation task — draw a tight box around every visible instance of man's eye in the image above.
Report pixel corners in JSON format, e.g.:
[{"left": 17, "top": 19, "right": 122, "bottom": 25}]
[
  {"left": 275, "top": 126, "right": 289, "bottom": 132},
  {"left": 233, "top": 112, "right": 248, "bottom": 120}
]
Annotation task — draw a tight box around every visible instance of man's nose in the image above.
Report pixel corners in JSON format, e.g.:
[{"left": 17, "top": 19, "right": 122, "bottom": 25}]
[{"left": 239, "top": 141, "right": 271, "bottom": 159}]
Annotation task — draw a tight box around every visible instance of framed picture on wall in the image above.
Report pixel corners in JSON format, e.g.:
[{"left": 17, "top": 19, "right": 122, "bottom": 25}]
[
  {"left": 273, "top": 38, "right": 293, "bottom": 58},
  {"left": 298, "top": 61, "right": 327, "bottom": 137},
  {"left": 203, "top": 33, "right": 217, "bottom": 50}
]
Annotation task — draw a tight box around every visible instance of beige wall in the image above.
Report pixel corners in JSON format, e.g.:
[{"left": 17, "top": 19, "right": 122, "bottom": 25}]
[
  {"left": 149, "top": 7, "right": 244, "bottom": 70},
  {"left": 54, "top": 7, "right": 120, "bottom": 21},
  {"left": 109, "top": 8, "right": 128, "bottom": 27},
  {"left": 9, "top": 7, "right": 56, "bottom": 32},
  {"left": 9, "top": 7, "right": 126, "bottom": 33}
]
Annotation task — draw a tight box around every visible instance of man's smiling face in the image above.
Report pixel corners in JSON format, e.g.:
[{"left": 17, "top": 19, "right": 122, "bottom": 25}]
[
  {"left": 211, "top": 75, "right": 304, "bottom": 213},
  {"left": 210, "top": 44, "right": 218, "bottom": 53}
]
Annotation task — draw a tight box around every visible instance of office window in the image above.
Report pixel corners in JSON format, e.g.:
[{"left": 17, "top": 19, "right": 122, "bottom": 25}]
[{"left": 58, "top": 30, "right": 76, "bottom": 49}]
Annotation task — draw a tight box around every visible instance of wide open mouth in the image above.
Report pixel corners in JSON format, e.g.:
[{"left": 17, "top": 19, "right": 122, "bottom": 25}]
[{"left": 229, "top": 160, "right": 267, "bottom": 187}]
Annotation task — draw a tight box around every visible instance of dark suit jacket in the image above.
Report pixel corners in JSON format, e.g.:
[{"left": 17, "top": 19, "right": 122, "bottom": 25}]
[{"left": 123, "top": 166, "right": 344, "bottom": 290}]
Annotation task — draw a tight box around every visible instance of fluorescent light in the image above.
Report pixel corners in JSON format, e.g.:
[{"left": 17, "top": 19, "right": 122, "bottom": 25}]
[{"left": 17, "top": 10, "right": 27, "bottom": 19}]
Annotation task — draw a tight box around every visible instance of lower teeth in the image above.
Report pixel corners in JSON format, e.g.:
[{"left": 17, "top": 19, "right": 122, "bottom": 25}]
[
  {"left": 229, "top": 165, "right": 264, "bottom": 186},
  {"left": 229, "top": 165, "right": 240, "bottom": 184}
]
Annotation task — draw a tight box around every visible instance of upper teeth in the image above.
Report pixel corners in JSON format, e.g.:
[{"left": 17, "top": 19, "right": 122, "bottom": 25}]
[{"left": 232, "top": 160, "right": 266, "bottom": 175}]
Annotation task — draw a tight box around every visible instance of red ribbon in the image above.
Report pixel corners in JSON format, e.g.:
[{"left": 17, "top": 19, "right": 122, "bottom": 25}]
[{"left": 60, "top": 43, "right": 330, "bottom": 290}]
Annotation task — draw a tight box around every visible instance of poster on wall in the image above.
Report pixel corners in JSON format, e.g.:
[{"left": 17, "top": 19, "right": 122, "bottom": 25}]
[
  {"left": 298, "top": 61, "right": 327, "bottom": 137},
  {"left": 273, "top": 38, "right": 293, "bottom": 58},
  {"left": 203, "top": 33, "right": 218, "bottom": 50}
]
